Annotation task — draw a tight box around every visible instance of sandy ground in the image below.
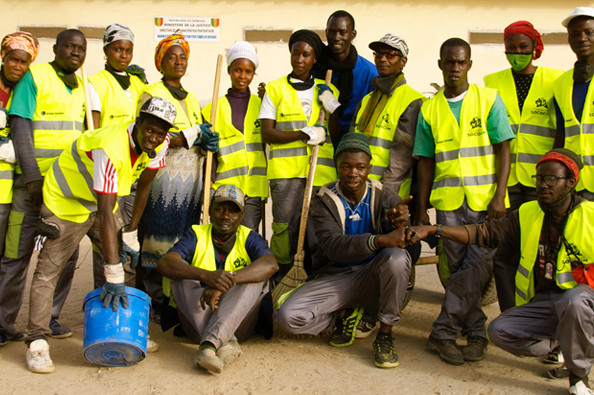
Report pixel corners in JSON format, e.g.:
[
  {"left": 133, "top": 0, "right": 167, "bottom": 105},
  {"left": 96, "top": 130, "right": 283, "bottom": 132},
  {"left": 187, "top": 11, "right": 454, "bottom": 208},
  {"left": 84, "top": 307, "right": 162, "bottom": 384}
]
[{"left": 0, "top": 236, "right": 584, "bottom": 395}]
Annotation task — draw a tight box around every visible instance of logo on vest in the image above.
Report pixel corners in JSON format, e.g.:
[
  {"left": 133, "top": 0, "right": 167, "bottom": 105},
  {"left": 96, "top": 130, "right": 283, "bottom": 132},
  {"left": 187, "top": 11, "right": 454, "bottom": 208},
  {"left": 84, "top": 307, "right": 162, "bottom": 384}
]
[
  {"left": 468, "top": 117, "right": 485, "bottom": 137},
  {"left": 253, "top": 119, "right": 261, "bottom": 134},
  {"left": 232, "top": 256, "right": 249, "bottom": 269},
  {"left": 40, "top": 111, "right": 65, "bottom": 116},
  {"left": 379, "top": 113, "right": 391, "bottom": 130},
  {"left": 531, "top": 98, "right": 549, "bottom": 116},
  {"left": 132, "top": 161, "right": 148, "bottom": 179},
  {"left": 280, "top": 112, "right": 301, "bottom": 117}
]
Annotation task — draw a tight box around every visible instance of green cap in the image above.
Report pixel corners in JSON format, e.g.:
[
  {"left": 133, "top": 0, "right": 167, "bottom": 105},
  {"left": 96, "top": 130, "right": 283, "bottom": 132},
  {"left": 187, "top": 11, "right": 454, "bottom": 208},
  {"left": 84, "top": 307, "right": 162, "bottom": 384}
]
[{"left": 334, "top": 132, "right": 372, "bottom": 160}]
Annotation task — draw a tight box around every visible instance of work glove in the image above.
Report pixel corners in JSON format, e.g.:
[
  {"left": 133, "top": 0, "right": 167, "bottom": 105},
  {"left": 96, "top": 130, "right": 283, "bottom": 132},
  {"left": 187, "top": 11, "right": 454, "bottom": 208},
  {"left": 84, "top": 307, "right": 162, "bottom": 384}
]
[
  {"left": 301, "top": 125, "right": 326, "bottom": 146},
  {"left": 0, "top": 108, "right": 7, "bottom": 129},
  {"left": 317, "top": 84, "right": 340, "bottom": 114},
  {"left": 119, "top": 226, "right": 140, "bottom": 269},
  {"left": 99, "top": 263, "right": 129, "bottom": 311},
  {"left": 192, "top": 123, "right": 219, "bottom": 152},
  {"left": 125, "top": 64, "right": 148, "bottom": 84},
  {"left": 0, "top": 138, "right": 15, "bottom": 163}
]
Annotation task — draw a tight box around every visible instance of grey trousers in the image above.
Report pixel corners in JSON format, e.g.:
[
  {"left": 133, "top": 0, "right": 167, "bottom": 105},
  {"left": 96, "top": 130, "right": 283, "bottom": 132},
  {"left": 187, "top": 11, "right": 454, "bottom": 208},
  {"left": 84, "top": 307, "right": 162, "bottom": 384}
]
[
  {"left": 243, "top": 196, "right": 263, "bottom": 232},
  {"left": 274, "top": 248, "right": 411, "bottom": 335},
  {"left": 507, "top": 183, "right": 537, "bottom": 213},
  {"left": 488, "top": 286, "right": 594, "bottom": 379},
  {"left": 0, "top": 175, "right": 75, "bottom": 336},
  {"left": 432, "top": 201, "right": 494, "bottom": 340},
  {"left": 171, "top": 279, "right": 268, "bottom": 348}
]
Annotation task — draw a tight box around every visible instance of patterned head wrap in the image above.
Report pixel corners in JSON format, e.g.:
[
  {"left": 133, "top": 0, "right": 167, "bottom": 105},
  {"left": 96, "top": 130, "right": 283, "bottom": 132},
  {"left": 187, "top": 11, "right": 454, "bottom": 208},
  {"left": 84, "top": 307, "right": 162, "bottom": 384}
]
[
  {"left": 154, "top": 33, "right": 190, "bottom": 72},
  {"left": 1, "top": 31, "right": 39, "bottom": 62},
  {"left": 103, "top": 23, "right": 134, "bottom": 48},
  {"left": 504, "top": 21, "right": 544, "bottom": 60}
]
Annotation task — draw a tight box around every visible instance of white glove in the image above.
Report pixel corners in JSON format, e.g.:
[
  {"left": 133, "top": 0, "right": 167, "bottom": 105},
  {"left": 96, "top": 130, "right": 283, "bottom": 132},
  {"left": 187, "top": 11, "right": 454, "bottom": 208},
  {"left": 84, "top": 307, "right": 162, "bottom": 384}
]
[
  {"left": 0, "top": 140, "right": 16, "bottom": 163},
  {"left": 301, "top": 125, "right": 326, "bottom": 146},
  {"left": 0, "top": 109, "right": 7, "bottom": 130},
  {"left": 122, "top": 227, "right": 140, "bottom": 251},
  {"left": 180, "top": 125, "right": 200, "bottom": 147},
  {"left": 104, "top": 262, "right": 125, "bottom": 284},
  {"left": 319, "top": 90, "right": 340, "bottom": 114}
]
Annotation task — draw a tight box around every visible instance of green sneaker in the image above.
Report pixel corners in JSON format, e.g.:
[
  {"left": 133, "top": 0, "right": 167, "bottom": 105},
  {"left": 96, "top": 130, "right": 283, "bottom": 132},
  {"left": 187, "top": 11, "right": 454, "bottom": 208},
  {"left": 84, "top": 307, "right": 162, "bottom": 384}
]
[
  {"left": 329, "top": 307, "right": 363, "bottom": 347},
  {"left": 373, "top": 333, "right": 399, "bottom": 368}
]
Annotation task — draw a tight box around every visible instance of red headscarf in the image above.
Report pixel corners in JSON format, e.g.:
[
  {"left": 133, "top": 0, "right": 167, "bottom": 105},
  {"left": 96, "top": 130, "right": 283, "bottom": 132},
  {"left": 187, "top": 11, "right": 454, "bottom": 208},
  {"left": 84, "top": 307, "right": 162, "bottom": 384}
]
[
  {"left": 154, "top": 32, "right": 190, "bottom": 72},
  {"left": 536, "top": 149, "right": 583, "bottom": 182},
  {"left": 504, "top": 21, "right": 544, "bottom": 60}
]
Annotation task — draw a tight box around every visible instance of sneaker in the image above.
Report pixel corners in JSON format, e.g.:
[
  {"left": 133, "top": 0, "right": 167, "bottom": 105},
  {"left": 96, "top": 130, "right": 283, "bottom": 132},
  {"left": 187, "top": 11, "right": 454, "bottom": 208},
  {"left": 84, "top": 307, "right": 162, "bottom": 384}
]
[
  {"left": 194, "top": 345, "right": 223, "bottom": 373},
  {"left": 547, "top": 365, "right": 569, "bottom": 379},
  {"left": 26, "top": 339, "right": 55, "bottom": 373},
  {"left": 329, "top": 307, "right": 363, "bottom": 347},
  {"left": 462, "top": 336, "right": 488, "bottom": 362},
  {"left": 217, "top": 340, "right": 242, "bottom": 365},
  {"left": 426, "top": 335, "right": 464, "bottom": 365},
  {"left": 373, "top": 333, "right": 399, "bottom": 368},
  {"left": 0, "top": 331, "right": 24, "bottom": 346},
  {"left": 146, "top": 335, "right": 159, "bottom": 353},
  {"left": 544, "top": 345, "right": 564, "bottom": 365},
  {"left": 569, "top": 380, "right": 594, "bottom": 395},
  {"left": 49, "top": 319, "right": 72, "bottom": 339},
  {"left": 355, "top": 315, "right": 378, "bottom": 339}
]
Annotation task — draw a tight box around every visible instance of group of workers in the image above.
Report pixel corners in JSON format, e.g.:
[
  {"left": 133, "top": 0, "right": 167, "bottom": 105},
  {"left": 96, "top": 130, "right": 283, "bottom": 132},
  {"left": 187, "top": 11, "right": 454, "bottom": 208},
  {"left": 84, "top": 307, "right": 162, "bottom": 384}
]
[{"left": 0, "top": 5, "right": 592, "bottom": 395}]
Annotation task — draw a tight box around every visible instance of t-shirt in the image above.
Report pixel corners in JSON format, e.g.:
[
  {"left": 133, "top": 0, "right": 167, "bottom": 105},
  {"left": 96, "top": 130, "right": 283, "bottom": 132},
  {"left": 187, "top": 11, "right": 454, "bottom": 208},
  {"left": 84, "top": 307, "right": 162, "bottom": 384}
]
[
  {"left": 554, "top": 79, "right": 591, "bottom": 132},
  {"left": 169, "top": 226, "right": 272, "bottom": 270},
  {"left": 331, "top": 183, "right": 376, "bottom": 267},
  {"left": 87, "top": 71, "right": 134, "bottom": 113},
  {"left": 413, "top": 91, "right": 514, "bottom": 158},
  {"left": 258, "top": 77, "right": 314, "bottom": 121}
]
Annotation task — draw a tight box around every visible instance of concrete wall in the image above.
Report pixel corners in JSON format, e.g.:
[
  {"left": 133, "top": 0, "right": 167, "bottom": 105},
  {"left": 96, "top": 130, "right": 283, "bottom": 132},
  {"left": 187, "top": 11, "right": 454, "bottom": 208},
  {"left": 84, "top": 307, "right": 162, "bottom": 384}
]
[{"left": 2, "top": 0, "right": 592, "bottom": 104}]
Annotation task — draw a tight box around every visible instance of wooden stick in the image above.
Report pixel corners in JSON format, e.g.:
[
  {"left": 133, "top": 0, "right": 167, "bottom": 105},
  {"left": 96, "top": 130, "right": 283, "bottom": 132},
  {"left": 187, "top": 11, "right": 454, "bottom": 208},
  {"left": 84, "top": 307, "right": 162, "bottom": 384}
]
[
  {"left": 295, "top": 70, "right": 332, "bottom": 255},
  {"left": 80, "top": 64, "right": 94, "bottom": 130},
  {"left": 202, "top": 54, "right": 224, "bottom": 225}
]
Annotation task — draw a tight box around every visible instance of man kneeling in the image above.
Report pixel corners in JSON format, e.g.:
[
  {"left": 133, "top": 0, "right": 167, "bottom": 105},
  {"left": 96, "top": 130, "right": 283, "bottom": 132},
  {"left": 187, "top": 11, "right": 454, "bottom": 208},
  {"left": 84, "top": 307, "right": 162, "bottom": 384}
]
[
  {"left": 274, "top": 133, "right": 412, "bottom": 368},
  {"left": 157, "top": 185, "right": 278, "bottom": 373}
]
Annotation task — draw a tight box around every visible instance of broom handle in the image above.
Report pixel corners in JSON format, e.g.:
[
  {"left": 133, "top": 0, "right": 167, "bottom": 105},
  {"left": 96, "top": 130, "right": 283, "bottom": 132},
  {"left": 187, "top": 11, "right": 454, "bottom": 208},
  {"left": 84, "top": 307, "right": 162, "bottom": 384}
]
[
  {"left": 295, "top": 70, "right": 332, "bottom": 255},
  {"left": 202, "top": 54, "right": 224, "bottom": 225},
  {"left": 80, "top": 63, "right": 94, "bottom": 130}
]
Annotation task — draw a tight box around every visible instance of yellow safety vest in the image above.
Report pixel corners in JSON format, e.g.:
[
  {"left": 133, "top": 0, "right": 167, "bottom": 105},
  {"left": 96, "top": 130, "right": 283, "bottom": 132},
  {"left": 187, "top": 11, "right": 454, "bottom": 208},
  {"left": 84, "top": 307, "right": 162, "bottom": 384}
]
[
  {"left": 515, "top": 200, "right": 594, "bottom": 305},
  {"left": 264, "top": 76, "right": 338, "bottom": 186},
  {"left": 420, "top": 85, "right": 508, "bottom": 211},
  {"left": 21, "top": 63, "right": 85, "bottom": 176},
  {"left": 0, "top": 94, "right": 14, "bottom": 204},
  {"left": 484, "top": 67, "right": 563, "bottom": 187},
  {"left": 43, "top": 121, "right": 164, "bottom": 223},
  {"left": 202, "top": 95, "right": 268, "bottom": 198},
  {"left": 353, "top": 83, "right": 425, "bottom": 199},
  {"left": 143, "top": 82, "right": 202, "bottom": 135},
  {"left": 553, "top": 70, "right": 594, "bottom": 193},
  {"left": 88, "top": 70, "right": 146, "bottom": 127},
  {"left": 162, "top": 224, "right": 252, "bottom": 301}
]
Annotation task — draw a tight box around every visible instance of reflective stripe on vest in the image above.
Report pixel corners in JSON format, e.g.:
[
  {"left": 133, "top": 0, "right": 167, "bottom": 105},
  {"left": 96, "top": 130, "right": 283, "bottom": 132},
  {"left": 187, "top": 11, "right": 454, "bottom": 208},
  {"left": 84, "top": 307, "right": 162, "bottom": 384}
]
[
  {"left": 554, "top": 70, "right": 594, "bottom": 192},
  {"left": 420, "top": 85, "right": 506, "bottom": 211},
  {"left": 264, "top": 76, "right": 338, "bottom": 186},
  {"left": 202, "top": 95, "right": 268, "bottom": 198},
  {"left": 354, "top": 82, "right": 424, "bottom": 198},
  {"left": 43, "top": 122, "right": 163, "bottom": 223},
  {"left": 484, "top": 67, "right": 562, "bottom": 187},
  {"left": 143, "top": 82, "right": 202, "bottom": 133},
  {"left": 88, "top": 70, "right": 146, "bottom": 127},
  {"left": 27, "top": 63, "right": 85, "bottom": 176},
  {"left": 515, "top": 200, "right": 594, "bottom": 305}
]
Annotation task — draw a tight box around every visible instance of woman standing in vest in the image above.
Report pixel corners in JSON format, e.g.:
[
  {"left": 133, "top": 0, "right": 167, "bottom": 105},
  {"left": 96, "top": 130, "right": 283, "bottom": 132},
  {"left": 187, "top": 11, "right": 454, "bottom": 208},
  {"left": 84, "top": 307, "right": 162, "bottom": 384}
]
[
  {"left": 0, "top": 32, "right": 38, "bottom": 262},
  {"left": 202, "top": 41, "right": 267, "bottom": 231},
  {"left": 138, "top": 33, "right": 217, "bottom": 319},
  {"left": 258, "top": 29, "right": 340, "bottom": 272}
]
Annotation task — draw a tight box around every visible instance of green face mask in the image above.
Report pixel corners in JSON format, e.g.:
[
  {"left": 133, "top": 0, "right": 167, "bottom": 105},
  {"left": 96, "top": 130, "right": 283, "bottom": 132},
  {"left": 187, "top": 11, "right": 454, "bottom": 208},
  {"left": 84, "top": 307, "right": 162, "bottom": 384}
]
[{"left": 506, "top": 53, "right": 532, "bottom": 71}]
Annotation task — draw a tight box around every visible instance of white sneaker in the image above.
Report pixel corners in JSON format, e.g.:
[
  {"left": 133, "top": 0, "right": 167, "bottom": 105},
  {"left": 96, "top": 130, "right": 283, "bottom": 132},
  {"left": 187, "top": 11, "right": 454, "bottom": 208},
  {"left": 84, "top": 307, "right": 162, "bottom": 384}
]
[
  {"left": 26, "top": 339, "right": 55, "bottom": 373},
  {"left": 569, "top": 380, "right": 594, "bottom": 395},
  {"left": 216, "top": 340, "right": 242, "bottom": 365},
  {"left": 194, "top": 347, "right": 223, "bottom": 373},
  {"left": 146, "top": 335, "right": 159, "bottom": 353}
]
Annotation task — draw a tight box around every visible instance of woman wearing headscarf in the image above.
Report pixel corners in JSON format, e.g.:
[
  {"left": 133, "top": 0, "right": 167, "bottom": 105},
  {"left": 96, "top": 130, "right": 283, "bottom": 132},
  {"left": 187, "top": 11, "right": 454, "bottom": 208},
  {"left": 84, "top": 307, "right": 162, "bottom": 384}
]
[
  {"left": 88, "top": 23, "right": 147, "bottom": 129},
  {"left": 138, "top": 33, "right": 217, "bottom": 321},
  {"left": 0, "top": 31, "right": 38, "bottom": 345},
  {"left": 484, "top": 22, "right": 564, "bottom": 315},
  {"left": 202, "top": 41, "right": 267, "bottom": 230},
  {"left": 258, "top": 29, "right": 339, "bottom": 274},
  {"left": 0, "top": 31, "right": 38, "bottom": 260}
]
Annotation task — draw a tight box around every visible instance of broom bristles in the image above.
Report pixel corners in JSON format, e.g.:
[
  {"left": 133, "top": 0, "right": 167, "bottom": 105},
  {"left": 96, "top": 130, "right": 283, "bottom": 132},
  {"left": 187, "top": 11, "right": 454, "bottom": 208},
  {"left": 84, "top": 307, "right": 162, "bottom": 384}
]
[{"left": 271, "top": 252, "right": 307, "bottom": 306}]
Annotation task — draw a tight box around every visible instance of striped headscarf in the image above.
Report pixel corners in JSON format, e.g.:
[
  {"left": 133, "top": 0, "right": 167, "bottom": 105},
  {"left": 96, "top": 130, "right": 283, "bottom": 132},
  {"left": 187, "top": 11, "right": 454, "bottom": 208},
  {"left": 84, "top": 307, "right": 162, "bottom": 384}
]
[
  {"left": 154, "top": 33, "right": 190, "bottom": 72},
  {"left": 1, "top": 31, "right": 39, "bottom": 62}
]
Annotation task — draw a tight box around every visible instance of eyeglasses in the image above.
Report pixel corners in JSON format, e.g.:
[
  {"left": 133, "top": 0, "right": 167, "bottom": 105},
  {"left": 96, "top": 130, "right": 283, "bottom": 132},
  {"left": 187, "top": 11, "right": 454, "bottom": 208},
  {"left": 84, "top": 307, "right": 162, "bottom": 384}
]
[
  {"left": 532, "top": 175, "right": 569, "bottom": 187},
  {"left": 373, "top": 51, "right": 402, "bottom": 61}
]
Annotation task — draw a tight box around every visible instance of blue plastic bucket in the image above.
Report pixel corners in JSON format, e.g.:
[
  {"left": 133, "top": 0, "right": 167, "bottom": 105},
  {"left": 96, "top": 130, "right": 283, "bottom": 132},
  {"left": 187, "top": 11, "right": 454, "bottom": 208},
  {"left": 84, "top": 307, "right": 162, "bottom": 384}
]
[{"left": 82, "top": 286, "right": 151, "bottom": 367}]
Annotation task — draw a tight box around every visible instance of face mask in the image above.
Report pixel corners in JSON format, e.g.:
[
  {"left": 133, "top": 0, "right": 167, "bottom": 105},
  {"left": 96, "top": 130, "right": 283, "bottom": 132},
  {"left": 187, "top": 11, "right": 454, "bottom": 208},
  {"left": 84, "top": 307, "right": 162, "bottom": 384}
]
[{"left": 506, "top": 53, "right": 532, "bottom": 71}]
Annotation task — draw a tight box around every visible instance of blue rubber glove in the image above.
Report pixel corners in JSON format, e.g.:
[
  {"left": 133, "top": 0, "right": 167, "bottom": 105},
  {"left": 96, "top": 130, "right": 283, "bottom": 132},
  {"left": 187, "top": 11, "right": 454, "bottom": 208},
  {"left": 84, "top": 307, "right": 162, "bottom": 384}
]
[
  {"left": 119, "top": 227, "right": 140, "bottom": 269},
  {"left": 316, "top": 83, "right": 333, "bottom": 97},
  {"left": 0, "top": 135, "right": 8, "bottom": 144},
  {"left": 193, "top": 123, "right": 219, "bottom": 152},
  {"left": 99, "top": 282, "right": 129, "bottom": 311}
]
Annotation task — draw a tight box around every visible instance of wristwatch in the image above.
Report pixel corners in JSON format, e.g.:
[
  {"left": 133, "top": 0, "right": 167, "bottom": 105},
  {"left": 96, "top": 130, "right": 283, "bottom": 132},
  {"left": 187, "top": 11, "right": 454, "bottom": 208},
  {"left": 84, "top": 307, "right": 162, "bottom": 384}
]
[{"left": 435, "top": 224, "right": 443, "bottom": 238}]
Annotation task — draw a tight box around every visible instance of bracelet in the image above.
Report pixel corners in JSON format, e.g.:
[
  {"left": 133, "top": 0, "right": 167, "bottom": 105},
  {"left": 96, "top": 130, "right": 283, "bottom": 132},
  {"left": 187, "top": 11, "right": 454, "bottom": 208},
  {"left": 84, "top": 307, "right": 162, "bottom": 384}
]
[{"left": 435, "top": 224, "right": 443, "bottom": 238}]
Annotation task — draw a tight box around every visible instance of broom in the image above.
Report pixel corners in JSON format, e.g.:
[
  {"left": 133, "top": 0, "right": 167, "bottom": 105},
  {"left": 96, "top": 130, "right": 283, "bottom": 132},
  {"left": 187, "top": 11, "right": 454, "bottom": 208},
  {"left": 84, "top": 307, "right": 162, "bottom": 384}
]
[
  {"left": 271, "top": 70, "right": 333, "bottom": 308},
  {"left": 201, "top": 54, "right": 224, "bottom": 225}
]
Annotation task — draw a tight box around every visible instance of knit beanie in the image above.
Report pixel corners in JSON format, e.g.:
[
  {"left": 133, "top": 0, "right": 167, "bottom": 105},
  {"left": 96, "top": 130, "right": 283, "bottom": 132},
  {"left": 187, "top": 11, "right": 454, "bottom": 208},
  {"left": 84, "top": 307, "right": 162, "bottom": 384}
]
[
  {"left": 227, "top": 41, "right": 259, "bottom": 69},
  {"left": 334, "top": 132, "right": 372, "bottom": 160}
]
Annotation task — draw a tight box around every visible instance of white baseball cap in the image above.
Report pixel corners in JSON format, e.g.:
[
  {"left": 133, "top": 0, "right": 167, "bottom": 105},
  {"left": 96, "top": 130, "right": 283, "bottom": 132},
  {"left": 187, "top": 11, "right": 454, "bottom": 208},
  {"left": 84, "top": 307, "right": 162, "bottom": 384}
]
[
  {"left": 562, "top": 7, "right": 594, "bottom": 28},
  {"left": 139, "top": 97, "right": 177, "bottom": 129}
]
